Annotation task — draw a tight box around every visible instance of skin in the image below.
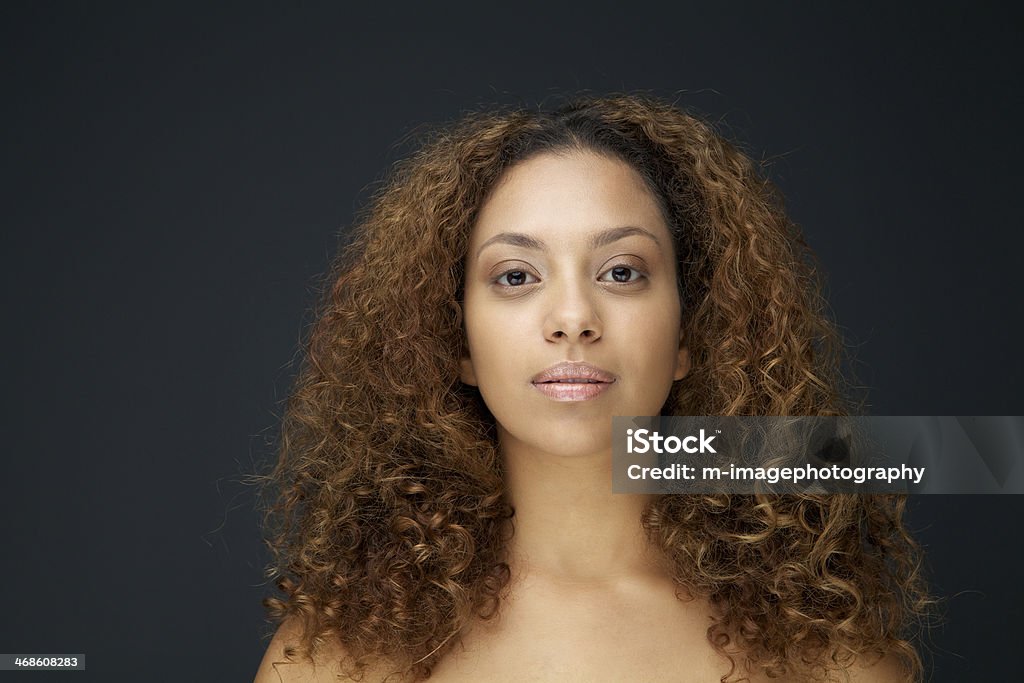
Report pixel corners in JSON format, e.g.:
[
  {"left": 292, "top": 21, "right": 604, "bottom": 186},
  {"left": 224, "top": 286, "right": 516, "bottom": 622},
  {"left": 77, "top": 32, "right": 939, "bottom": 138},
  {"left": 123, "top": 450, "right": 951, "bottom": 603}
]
[
  {"left": 458, "top": 149, "right": 689, "bottom": 582},
  {"left": 459, "top": 149, "right": 689, "bottom": 460},
  {"left": 253, "top": 149, "right": 907, "bottom": 683},
  {"left": 443, "top": 149, "right": 733, "bottom": 680}
]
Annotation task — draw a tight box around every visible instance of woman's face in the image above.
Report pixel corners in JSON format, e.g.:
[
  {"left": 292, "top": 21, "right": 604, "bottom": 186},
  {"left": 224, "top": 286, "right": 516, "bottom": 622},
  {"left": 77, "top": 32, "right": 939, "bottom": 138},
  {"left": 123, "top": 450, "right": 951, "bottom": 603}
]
[{"left": 460, "top": 149, "right": 690, "bottom": 458}]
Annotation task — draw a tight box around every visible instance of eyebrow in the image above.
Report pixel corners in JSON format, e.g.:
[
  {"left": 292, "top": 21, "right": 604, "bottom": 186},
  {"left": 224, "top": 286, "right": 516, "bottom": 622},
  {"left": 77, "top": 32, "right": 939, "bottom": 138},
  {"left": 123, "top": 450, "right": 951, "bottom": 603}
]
[{"left": 474, "top": 226, "right": 662, "bottom": 261}]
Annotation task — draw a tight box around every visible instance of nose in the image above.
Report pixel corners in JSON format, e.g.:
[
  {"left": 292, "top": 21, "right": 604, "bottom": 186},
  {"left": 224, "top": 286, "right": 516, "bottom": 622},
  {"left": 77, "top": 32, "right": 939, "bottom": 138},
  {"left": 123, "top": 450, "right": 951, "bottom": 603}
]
[{"left": 543, "top": 279, "right": 603, "bottom": 344}]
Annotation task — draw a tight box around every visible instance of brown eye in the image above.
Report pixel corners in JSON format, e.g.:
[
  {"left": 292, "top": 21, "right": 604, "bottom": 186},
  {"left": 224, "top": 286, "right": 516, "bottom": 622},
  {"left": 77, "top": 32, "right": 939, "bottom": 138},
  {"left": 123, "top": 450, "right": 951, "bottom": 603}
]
[
  {"left": 599, "top": 265, "right": 644, "bottom": 283},
  {"left": 497, "top": 270, "right": 537, "bottom": 287}
]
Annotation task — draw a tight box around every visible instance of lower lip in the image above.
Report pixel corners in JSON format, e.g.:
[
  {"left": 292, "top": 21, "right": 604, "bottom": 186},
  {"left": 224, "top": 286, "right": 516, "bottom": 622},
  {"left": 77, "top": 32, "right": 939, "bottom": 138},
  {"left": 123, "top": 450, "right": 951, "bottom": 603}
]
[{"left": 531, "top": 381, "right": 613, "bottom": 401}]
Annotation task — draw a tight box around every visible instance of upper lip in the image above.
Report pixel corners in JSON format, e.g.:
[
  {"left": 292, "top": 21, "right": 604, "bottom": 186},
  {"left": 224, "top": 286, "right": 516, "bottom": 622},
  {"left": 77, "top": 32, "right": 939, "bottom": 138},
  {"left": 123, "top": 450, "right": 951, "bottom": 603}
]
[{"left": 531, "top": 362, "right": 617, "bottom": 384}]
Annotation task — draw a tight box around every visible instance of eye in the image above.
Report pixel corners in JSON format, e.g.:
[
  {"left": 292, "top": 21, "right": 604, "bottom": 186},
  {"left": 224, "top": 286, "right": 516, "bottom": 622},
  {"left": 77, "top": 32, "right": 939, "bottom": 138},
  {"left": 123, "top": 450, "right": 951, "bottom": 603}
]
[
  {"left": 599, "top": 265, "right": 645, "bottom": 283},
  {"left": 496, "top": 269, "right": 538, "bottom": 287}
]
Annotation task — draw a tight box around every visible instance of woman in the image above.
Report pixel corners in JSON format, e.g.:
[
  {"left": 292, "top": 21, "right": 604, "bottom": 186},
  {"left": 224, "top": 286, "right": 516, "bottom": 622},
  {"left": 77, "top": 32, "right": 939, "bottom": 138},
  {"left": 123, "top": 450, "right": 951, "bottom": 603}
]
[{"left": 253, "top": 93, "right": 931, "bottom": 682}]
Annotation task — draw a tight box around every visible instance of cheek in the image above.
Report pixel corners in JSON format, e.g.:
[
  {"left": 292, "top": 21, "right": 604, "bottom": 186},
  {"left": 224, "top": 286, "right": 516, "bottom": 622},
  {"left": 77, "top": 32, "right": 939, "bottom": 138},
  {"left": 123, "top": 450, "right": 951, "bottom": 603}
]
[
  {"left": 620, "top": 299, "right": 680, "bottom": 346},
  {"left": 464, "top": 299, "right": 529, "bottom": 376},
  {"left": 617, "top": 302, "right": 682, "bottom": 383},
  {"left": 463, "top": 303, "right": 532, "bottom": 428}
]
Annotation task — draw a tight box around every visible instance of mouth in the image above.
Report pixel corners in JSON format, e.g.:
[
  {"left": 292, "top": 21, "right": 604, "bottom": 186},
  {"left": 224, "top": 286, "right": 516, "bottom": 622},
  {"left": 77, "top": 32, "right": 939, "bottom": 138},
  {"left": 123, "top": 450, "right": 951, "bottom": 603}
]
[{"left": 531, "top": 362, "right": 616, "bottom": 402}]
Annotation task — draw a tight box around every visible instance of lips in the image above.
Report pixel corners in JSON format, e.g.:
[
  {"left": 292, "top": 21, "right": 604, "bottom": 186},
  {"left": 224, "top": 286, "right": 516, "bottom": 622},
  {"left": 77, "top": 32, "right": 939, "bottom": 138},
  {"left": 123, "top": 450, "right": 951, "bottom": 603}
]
[{"left": 531, "top": 362, "right": 616, "bottom": 401}]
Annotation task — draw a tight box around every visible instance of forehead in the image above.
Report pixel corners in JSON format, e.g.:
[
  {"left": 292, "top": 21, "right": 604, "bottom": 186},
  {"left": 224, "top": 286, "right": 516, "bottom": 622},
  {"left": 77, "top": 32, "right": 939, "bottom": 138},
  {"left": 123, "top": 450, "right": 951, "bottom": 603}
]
[{"left": 469, "top": 150, "right": 670, "bottom": 248}]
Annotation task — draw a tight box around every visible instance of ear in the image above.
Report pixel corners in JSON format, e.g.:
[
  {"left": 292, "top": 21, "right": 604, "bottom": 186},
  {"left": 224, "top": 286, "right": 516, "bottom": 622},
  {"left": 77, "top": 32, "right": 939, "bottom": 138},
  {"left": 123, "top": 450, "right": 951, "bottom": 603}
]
[
  {"left": 674, "top": 330, "right": 691, "bottom": 381},
  {"left": 452, "top": 300, "right": 478, "bottom": 386},
  {"left": 459, "top": 354, "right": 478, "bottom": 386}
]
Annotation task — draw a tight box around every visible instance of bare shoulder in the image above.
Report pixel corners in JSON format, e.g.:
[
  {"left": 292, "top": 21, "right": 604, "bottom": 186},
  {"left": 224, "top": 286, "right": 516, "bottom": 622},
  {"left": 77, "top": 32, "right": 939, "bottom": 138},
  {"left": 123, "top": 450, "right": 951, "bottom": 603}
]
[
  {"left": 253, "top": 618, "right": 351, "bottom": 683},
  {"left": 840, "top": 651, "right": 908, "bottom": 683}
]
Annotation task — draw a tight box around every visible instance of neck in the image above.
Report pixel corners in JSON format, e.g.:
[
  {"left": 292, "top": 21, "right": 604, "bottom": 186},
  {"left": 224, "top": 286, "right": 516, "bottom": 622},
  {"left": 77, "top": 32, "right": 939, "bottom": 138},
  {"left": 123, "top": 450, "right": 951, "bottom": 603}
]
[{"left": 499, "top": 430, "right": 659, "bottom": 582}]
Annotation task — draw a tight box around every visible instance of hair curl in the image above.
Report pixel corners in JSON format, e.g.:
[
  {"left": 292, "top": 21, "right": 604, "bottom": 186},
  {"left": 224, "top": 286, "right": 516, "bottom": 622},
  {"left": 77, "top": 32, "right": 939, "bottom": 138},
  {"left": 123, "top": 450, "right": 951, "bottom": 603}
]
[{"left": 254, "top": 93, "right": 933, "bottom": 682}]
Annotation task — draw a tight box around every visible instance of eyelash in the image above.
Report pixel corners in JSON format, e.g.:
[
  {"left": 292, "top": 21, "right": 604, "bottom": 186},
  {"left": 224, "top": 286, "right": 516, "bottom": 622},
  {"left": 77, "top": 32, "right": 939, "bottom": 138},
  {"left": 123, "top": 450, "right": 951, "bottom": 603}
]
[{"left": 492, "top": 263, "right": 648, "bottom": 289}]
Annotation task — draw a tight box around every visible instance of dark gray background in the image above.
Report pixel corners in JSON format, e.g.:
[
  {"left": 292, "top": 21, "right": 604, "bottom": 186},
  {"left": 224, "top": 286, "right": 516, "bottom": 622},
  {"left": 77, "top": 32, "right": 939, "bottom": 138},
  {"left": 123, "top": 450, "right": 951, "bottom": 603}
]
[{"left": 2, "top": 3, "right": 1020, "bottom": 681}]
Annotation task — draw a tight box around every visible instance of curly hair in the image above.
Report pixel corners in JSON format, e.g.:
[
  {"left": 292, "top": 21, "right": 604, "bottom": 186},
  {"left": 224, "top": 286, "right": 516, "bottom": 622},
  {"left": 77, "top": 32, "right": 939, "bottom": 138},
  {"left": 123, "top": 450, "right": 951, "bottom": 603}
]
[{"left": 254, "top": 93, "right": 933, "bottom": 682}]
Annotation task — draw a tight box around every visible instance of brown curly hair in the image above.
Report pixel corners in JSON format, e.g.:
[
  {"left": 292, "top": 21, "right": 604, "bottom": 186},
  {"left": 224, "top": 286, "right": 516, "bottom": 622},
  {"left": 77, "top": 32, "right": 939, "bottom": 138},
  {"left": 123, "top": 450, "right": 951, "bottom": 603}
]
[{"left": 254, "top": 93, "right": 933, "bottom": 682}]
